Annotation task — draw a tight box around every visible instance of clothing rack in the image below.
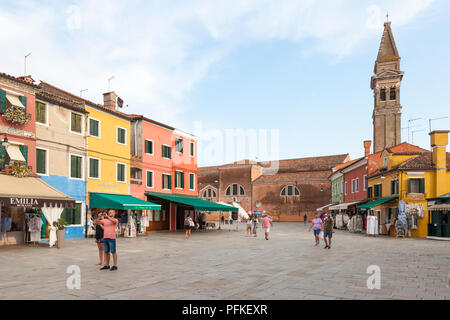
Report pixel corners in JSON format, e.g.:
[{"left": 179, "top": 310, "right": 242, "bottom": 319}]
[{"left": 24, "top": 212, "right": 43, "bottom": 246}]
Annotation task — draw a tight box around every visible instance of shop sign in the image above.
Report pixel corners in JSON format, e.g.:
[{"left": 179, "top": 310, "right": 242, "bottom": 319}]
[
  {"left": 9, "top": 197, "right": 40, "bottom": 207},
  {"left": 0, "top": 196, "right": 75, "bottom": 208}
]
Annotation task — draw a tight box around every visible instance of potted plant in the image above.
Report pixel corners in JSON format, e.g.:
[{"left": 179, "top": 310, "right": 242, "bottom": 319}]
[{"left": 53, "top": 218, "right": 69, "bottom": 249}]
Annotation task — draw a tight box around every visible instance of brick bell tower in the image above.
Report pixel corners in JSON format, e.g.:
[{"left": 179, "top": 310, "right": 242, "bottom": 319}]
[{"left": 371, "top": 21, "right": 404, "bottom": 153}]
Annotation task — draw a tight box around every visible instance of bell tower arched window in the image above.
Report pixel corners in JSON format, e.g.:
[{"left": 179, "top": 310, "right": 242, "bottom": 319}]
[
  {"left": 380, "top": 88, "right": 386, "bottom": 101},
  {"left": 390, "top": 87, "right": 396, "bottom": 101}
]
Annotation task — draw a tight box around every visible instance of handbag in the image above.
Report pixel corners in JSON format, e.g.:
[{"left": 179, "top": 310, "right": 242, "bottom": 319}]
[{"left": 189, "top": 220, "right": 195, "bottom": 227}]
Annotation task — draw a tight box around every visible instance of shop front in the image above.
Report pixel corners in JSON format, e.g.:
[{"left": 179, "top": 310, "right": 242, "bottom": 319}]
[
  {"left": 0, "top": 174, "right": 75, "bottom": 246},
  {"left": 427, "top": 193, "right": 450, "bottom": 240},
  {"left": 357, "top": 196, "right": 398, "bottom": 236},
  {"left": 88, "top": 193, "right": 161, "bottom": 238},
  {"left": 146, "top": 192, "right": 238, "bottom": 232},
  {"left": 329, "top": 201, "right": 364, "bottom": 230}
]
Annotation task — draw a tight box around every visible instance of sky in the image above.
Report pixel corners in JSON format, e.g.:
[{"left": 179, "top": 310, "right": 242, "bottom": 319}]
[{"left": 0, "top": 0, "right": 449, "bottom": 166}]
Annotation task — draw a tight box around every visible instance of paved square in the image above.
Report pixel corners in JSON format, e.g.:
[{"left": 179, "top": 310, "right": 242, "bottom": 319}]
[{"left": 1, "top": 223, "right": 449, "bottom": 300}]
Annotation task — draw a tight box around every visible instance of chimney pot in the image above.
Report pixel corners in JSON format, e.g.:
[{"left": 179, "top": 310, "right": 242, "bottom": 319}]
[{"left": 103, "top": 91, "right": 118, "bottom": 110}]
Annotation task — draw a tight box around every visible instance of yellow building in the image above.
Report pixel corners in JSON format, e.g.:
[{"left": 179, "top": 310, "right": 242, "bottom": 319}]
[
  {"left": 85, "top": 92, "right": 131, "bottom": 203},
  {"left": 361, "top": 131, "right": 449, "bottom": 238}
]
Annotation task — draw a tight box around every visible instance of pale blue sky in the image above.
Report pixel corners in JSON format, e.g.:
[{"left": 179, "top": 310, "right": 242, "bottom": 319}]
[{"left": 0, "top": 0, "right": 449, "bottom": 166}]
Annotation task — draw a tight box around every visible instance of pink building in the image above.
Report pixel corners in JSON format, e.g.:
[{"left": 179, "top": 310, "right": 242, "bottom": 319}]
[{"left": 130, "top": 116, "right": 198, "bottom": 232}]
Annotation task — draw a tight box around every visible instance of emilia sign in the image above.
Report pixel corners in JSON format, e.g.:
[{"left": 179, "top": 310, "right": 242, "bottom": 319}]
[{"left": 0, "top": 196, "right": 74, "bottom": 208}]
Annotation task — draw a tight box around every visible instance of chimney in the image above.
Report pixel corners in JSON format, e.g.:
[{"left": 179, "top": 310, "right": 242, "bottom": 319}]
[
  {"left": 18, "top": 75, "right": 35, "bottom": 84},
  {"left": 430, "top": 130, "right": 449, "bottom": 196},
  {"left": 103, "top": 91, "right": 118, "bottom": 110},
  {"left": 364, "top": 140, "right": 372, "bottom": 157}
]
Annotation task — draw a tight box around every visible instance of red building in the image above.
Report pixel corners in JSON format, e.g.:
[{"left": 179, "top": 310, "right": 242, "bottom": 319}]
[
  {"left": 130, "top": 117, "right": 199, "bottom": 232},
  {"left": 0, "top": 74, "right": 38, "bottom": 174}
]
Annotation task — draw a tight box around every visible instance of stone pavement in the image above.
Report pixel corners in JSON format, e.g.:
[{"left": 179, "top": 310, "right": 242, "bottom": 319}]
[{"left": 0, "top": 223, "right": 449, "bottom": 300}]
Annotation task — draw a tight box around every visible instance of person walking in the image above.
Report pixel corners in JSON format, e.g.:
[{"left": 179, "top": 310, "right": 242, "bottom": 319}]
[
  {"left": 252, "top": 215, "right": 258, "bottom": 237},
  {"left": 323, "top": 213, "right": 335, "bottom": 249},
  {"left": 303, "top": 214, "right": 307, "bottom": 226},
  {"left": 96, "top": 209, "right": 119, "bottom": 271},
  {"left": 262, "top": 214, "right": 273, "bottom": 240},
  {"left": 246, "top": 218, "right": 253, "bottom": 237},
  {"left": 308, "top": 213, "right": 323, "bottom": 246},
  {"left": 185, "top": 215, "right": 194, "bottom": 239},
  {"left": 95, "top": 212, "right": 106, "bottom": 266}
]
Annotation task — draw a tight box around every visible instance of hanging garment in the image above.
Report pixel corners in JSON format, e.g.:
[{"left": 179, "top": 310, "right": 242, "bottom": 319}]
[
  {"left": 395, "top": 219, "right": 405, "bottom": 237},
  {"left": 355, "top": 215, "right": 363, "bottom": 233},
  {"left": 29, "top": 216, "right": 43, "bottom": 242},
  {"left": 41, "top": 205, "right": 64, "bottom": 247},
  {"left": 1, "top": 217, "right": 12, "bottom": 237}
]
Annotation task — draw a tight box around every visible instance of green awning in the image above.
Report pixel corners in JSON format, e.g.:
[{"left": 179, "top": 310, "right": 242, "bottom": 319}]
[
  {"left": 146, "top": 192, "right": 238, "bottom": 212},
  {"left": 90, "top": 193, "right": 161, "bottom": 210},
  {"left": 357, "top": 196, "right": 398, "bottom": 210}
]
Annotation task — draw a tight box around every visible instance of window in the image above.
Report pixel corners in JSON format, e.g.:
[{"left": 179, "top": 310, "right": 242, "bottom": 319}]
[
  {"left": 146, "top": 171, "right": 154, "bottom": 188},
  {"left": 189, "top": 173, "right": 195, "bottom": 190},
  {"left": 363, "top": 175, "right": 368, "bottom": 191},
  {"left": 345, "top": 182, "right": 348, "bottom": 195},
  {"left": 190, "top": 142, "right": 195, "bottom": 157},
  {"left": 116, "top": 163, "right": 126, "bottom": 183},
  {"left": 391, "top": 180, "right": 399, "bottom": 195},
  {"left": 225, "top": 184, "right": 245, "bottom": 196},
  {"left": 117, "top": 127, "right": 126, "bottom": 145},
  {"left": 176, "top": 137, "right": 183, "bottom": 153},
  {"left": 36, "top": 101, "right": 47, "bottom": 125},
  {"left": 89, "top": 118, "right": 100, "bottom": 137},
  {"left": 61, "top": 203, "right": 82, "bottom": 225},
  {"left": 374, "top": 184, "right": 382, "bottom": 198},
  {"left": 71, "top": 112, "right": 82, "bottom": 134},
  {"left": 162, "top": 174, "right": 172, "bottom": 190},
  {"left": 280, "top": 185, "right": 300, "bottom": 197},
  {"left": 380, "top": 88, "right": 386, "bottom": 101},
  {"left": 70, "top": 154, "right": 83, "bottom": 179},
  {"left": 131, "top": 168, "right": 142, "bottom": 180},
  {"left": 390, "top": 87, "right": 396, "bottom": 101},
  {"left": 367, "top": 186, "right": 373, "bottom": 199},
  {"left": 356, "top": 178, "right": 359, "bottom": 193},
  {"left": 89, "top": 157, "right": 100, "bottom": 179},
  {"left": 202, "top": 187, "right": 216, "bottom": 199},
  {"left": 175, "top": 171, "right": 184, "bottom": 189},
  {"left": 36, "top": 148, "right": 47, "bottom": 175},
  {"left": 351, "top": 180, "right": 354, "bottom": 193},
  {"left": 145, "top": 140, "right": 154, "bottom": 155},
  {"left": 162, "top": 145, "right": 172, "bottom": 159},
  {"left": 409, "top": 178, "right": 425, "bottom": 194}
]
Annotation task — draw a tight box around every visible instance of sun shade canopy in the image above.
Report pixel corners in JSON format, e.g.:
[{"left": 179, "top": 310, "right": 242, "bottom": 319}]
[
  {"left": 90, "top": 193, "right": 161, "bottom": 210},
  {"left": 357, "top": 196, "right": 398, "bottom": 210},
  {"left": 6, "top": 145, "right": 26, "bottom": 162},
  {"left": 0, "top": 174, "right": 75, "bottom": 207},
  {"left": 6, "top": 94, "right": 25, "bottom": 108},
  {"left": 329, "top": 201, "right": 364, "bottom": 211},
  {"left": 146, "top": 192, "right": 238, "bottom": 212}
]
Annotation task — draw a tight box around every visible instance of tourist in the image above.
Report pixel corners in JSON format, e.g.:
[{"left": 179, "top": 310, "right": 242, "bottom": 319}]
[
  {"left": 96, "top": 209, "right": 119, "bottom": 271},
  {"left": 262, "top": 214, "right": 273, "bottom": 240},
  {"left": 185, "top": 215, "right": 194, "bottom": 239},
  {"left": 323, "top": 213, "right": 335, "bottom": 249},
  {"left": 308, "top": 213, "right": 323, "bottom": 246},
  {"left": 252, "top": 215, "right": 258, "bottom": 237},
  {"left": 94, "top": 212, "right": 106, "bottom": 266},
  {"left": 303, "top": 214, "right": 307, "bottom": 225},
  {"left": 246, "top": 218, "right": 253, "bottom": 237}
]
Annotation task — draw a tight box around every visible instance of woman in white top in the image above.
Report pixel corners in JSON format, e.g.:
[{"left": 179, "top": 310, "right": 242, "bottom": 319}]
[{"left": 246, "top": 218, "right": 253, "bottom": 237}]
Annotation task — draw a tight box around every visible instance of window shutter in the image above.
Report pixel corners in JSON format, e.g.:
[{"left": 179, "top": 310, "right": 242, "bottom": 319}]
[
  {"left": 169, "top": 175, "right": 172, "bottom": 189},
  {"left": 0, "top": 90, "right": 6, "bottom": 114},
  {"left": 19, "top": 96, "right": 27, "bottom": 113},
  {"left": 181, "top": 172, "right": 184, "bottom": 189},
  {"left": 74, "top": 204, "right": 81, "bottom": 225},
  {"left": 0, "top": 145, "right": 6, "bottom": 170},
  {"left": 162, "top": 175, "right": 165, "bottom": 189},
  {"left": 19, "top": 145, "right": 28, "bottom": 165},
  {"left": 408, "top": 180, "right": 412, "bottom": 193},
  {"left": 419, "top": 179, "right": 425, "bottom": 194}
]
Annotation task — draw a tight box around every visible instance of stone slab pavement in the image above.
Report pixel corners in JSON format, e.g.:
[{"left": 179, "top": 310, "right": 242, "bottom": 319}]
[{"left": 0, "top": 223, "right": 449, "bottom": 300}]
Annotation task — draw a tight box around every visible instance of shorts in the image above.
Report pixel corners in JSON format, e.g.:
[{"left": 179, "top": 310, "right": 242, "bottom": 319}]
[
  {"left": 323, "top": 230, "right": 333, "bottom": 238},
  {"left": 185, "top": 225, "right": 191, "bottom": 230},
  {"left": 103, "top": 238, "right": 116, "bottom": 253},
  {"left": 313, "top": 229, "right": 321, "bottom": 236},
  {"left": 95, "top": 238, "right": 103, "bottom": 244},
  {"left": 264, "top": 227, "right": 270, "bottom": 233}
]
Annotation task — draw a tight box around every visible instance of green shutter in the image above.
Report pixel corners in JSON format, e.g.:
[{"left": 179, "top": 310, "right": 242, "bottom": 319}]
[
  {"left": 0, "top": 89, "right": 6, "bottom": 114},
  {"left": 0, "top": 145, "right": 6, "bottom": 170},
  {"left": 169, "top": 175, "right": 172, "bottom": 189},
  {"left": 419, "top": 179, "right": 425, "bottom": 194},
  {"left": 74, "top": 204, "right": 81, "bottom": 225},
  {"left": 408, "top": 180, "right": 412, "bottom": 193},
  {"left": 19, "top": 145, "right": 28, "bottom": 165},
  {"left": 37, "top": 149, "right": 46, "bottom": 174},
  {"left": 181, "top": 172, "right": 184, "bottom": 189},
  {"left": 19, "top": 96, "right": 27, "bottom": 113}
]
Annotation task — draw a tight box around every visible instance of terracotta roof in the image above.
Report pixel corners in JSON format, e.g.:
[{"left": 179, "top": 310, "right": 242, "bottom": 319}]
[
  {"left": 0, "top": 72, "right": 40, "bottom": 89},
  {"left": 39, "top": 81, "right": 131, "bottom": 120},
  {"left": 253, "top": 171, "right": 331, "bottom": 184},
  {"left": 259, "top": 154, "right": 349, "bottom": 170},
  {"left": 129, "top": 114, "right": 175, "bottom": 131},
  {"left": 332, "top": 157, "right": 364, "bottom": 172},
  {"left": 36, "top": 90, "right": 88, "bottom": 114},
  {"left": 398, "top": 152, "right": 450, "bottom": 170}
]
